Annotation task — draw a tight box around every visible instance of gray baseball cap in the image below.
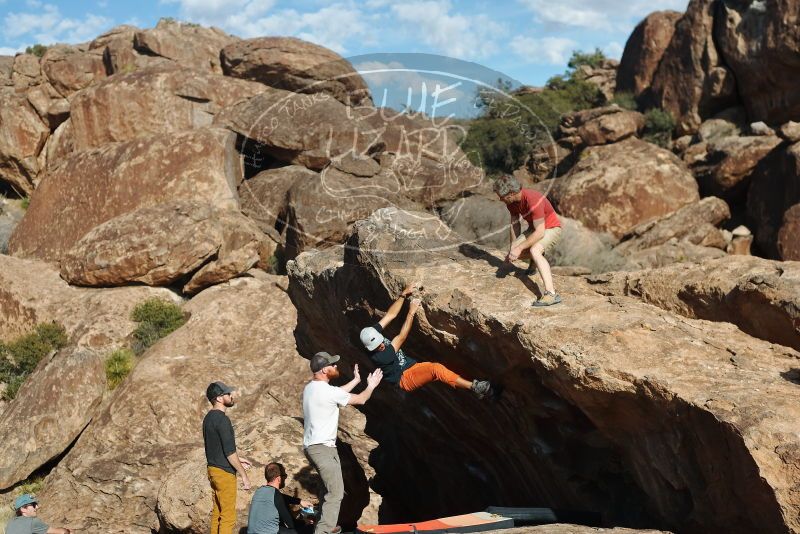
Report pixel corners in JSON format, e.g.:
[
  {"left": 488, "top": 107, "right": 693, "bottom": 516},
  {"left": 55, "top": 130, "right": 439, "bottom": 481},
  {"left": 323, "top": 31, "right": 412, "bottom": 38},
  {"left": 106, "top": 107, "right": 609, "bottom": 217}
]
[
  {"left": 310, "top": 351, "right": 340, "bottom": 372},
  {"left": 206, "top": 381, "right": 234, "bottom": 402}
]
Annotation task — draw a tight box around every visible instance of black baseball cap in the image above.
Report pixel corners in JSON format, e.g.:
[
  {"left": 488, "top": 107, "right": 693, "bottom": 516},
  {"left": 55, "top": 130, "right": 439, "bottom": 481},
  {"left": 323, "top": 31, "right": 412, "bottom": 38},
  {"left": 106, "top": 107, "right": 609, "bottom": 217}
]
[
  {"left": 310, "top": 352, "right": 340, "bottom": 373},
  {"left": 206, "top": 381, "right": 234, "bottom": 402}
]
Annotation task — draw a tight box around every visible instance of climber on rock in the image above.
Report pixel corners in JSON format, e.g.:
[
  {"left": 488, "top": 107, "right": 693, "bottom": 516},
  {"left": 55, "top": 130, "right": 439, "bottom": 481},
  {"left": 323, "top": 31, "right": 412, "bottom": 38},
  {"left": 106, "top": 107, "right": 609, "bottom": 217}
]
[
  {"left": 6, "top": 493, "right": 71, "bottom": 534},
  {"left": 359, "top": 283, "right": 493, "bottom": 398},
  {"left": 494, "top": 174, "right": 563, "bottom": 306}
]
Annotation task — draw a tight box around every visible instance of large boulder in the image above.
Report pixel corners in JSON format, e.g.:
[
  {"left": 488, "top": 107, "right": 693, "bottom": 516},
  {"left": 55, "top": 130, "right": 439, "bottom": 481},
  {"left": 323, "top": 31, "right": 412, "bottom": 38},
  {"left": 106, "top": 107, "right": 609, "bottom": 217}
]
[
  {"left": 217, "top": 90, "right": 483, "bottom": 202},
  {"left": 0, "top": 255, "right": 178, "bottom": 488},
  {"left": 221, "top": 37, "right": 372, "bottom": 106},
  {"left": 37, "top": 276, "right": 380, "bottom": 533},
  {"left": 288, "top": 208, "right": 800, "bottom": 533},
  {"left": 688, "top": 135, "right": 782, "bottom": 200},
  {"left": 239, "top": 165, "right": 316, "bottom": 235},
  {"left": 623, "top": 239, "right": 727, "bottom": 269},
  {"left": 550, "top": 137, "right": 699, "bottom": 237},
  {"left": 68, "top": 66, "right": 263, "bottom": 152},
  {"left": 60, "top": 201, "right": 274, "bottom": 294},
  {"left": 0, "top": 93, "right": 49, "bottom": 194},
  {"left": 281, "top": 165, "right": 422, "bottom": 259},
  {"left": 25, "top": 82, "right": 69, "bottom": 130},
  {"left": 560, "top": 107, "right": 645, "bottom": 147},
  {"left": 616, "top": 11, "right": 682, "bottom": 100},
  {"left": 649, "top": 0, "right": 739, "bottom": 135},
  {"left": 39, "top": 44, "right": 106, "bottom": 98},
  {"left": 614, "top": 197, "right": 730, "bottom": 255},
  {"left": 778, "top": 203, "right": 800, "bottom": 261},
  {"left": 89, "top": 25, "right": 169, "bottom": 75},
  {"left": 8, "top": 128, "right": 241, "bottom": 262},
  {"left": 585, "top": 255, "right": 800, "bottom": 351},
  {"left": 714, "top": 1, "right": 800, "bottom": 125},
  {"left": 746, "top": 141, "right": 800, "bottom": 258},
  {"left": 11, "top": 54, "right": 42, "bottom": 90},
  {"left": 133, "top": 18, "right": 237, "bottom": 74}
]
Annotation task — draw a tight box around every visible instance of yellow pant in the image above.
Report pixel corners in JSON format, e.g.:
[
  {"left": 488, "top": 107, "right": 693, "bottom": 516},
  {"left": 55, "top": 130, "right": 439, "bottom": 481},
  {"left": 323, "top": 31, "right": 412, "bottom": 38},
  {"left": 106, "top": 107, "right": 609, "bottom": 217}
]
[{"left": 208, "top": 466, "right": 237, "bottom": 534}]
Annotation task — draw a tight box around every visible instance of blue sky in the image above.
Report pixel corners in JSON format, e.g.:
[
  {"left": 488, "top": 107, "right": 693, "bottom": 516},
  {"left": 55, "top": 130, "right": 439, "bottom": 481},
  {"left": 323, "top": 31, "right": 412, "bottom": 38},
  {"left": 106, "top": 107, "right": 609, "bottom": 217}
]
[{"left": 0, "top": 0, "right": 689, "bottom": 87}]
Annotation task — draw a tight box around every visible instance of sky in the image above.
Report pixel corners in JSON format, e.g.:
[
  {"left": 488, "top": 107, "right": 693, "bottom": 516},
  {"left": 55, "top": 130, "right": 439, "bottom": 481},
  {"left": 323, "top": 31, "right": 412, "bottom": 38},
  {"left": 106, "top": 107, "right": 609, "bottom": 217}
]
[{"left": 0, "top": 0, "right": 689, "bottom": 88}]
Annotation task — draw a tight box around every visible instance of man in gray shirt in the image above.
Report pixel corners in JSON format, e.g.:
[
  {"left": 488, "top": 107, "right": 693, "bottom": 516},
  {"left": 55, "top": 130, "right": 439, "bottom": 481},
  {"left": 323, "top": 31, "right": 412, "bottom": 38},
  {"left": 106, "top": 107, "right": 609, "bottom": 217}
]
[
  {"left": 5, "top": 494, "right": 71, "bottom": 534},
  {"left": 247, "top": 462, "right": 313, "bottom": 534}
]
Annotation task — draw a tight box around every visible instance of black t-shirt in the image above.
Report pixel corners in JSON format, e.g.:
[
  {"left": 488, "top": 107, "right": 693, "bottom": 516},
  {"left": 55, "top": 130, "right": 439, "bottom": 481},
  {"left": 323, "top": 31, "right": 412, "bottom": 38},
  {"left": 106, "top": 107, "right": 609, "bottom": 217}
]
[
  {"left": 368, "top": 323, "right": 417, "bottom": 384},
  {"left": 203, "top": 409, "right": 237, "bottom": 474}
]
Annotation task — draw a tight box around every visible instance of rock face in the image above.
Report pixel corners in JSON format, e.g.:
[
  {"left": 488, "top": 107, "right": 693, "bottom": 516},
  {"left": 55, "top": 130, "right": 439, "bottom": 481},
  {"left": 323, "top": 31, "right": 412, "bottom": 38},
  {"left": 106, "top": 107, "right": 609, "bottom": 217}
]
[
  {"left": 133, "top": 19, "right": 237, "bottom": 74},
  {"left": 60, "top": 201, "right": 274, "bottom": 294},
  {"left": 778, "top": 203, "right": 800, "bottom": 261},
  {"left": 585, "top": 255, "right": 800, "bottom": 351},
  {"left": 38, "top": 276, "right": 380, "bottom": 533},
  {"left": 69, "top": 66, "right": 263, "bottom": 151},
  {"left": 714, "top": 1, "right": 800, "bottom": 125},
  {"left": 560, "top": 107, "right": 645, "bottom": 147},
  {"left": 687, "top": 135, "right": 781, "bottom": 200},
  {"left": 8, "top": 128, "right": 241, "bottom": 262},
  {"left": 551, "top": 138, "right": 699, "bottom": 237},
  {"left": 624, "top": 239, "right": 726, "bottom": 269},
  {"left": 616, "top": 11, "right": 682, "bottom": 100},
  {"left": 221, "top": 37, "right": 372, "bottom": 106},
  {"left": 281, "top": 166, "right": 422, "bottom": 259},
  {"left": 239, "top": 165, "right": 317, "bottom": 235},
  {"left": 0, "top": 93, "right": 49, "bottom": 194},
  {"left": 40, "top": 45, "right": 106, "bottom": 97},
  {"left": 747, "top": 141, "right": 800, "bottom": 258},
  {"left": 614, "top": 197, "right": 730, "bottom": 255},
  {"left": 571, "top": 59, "right": 619, "bottom": 102},
  {"left": 288, "top": 208, "right": 800, "bottom": 533},
  {"left": 0, "top": 255, "right": 177, "bottom": 489},
  {"left": 217, "top": 90, "right": 483, "bottom": 202},
  {"left": 649, "top": 0, "right": 738, "bottom": 135}
]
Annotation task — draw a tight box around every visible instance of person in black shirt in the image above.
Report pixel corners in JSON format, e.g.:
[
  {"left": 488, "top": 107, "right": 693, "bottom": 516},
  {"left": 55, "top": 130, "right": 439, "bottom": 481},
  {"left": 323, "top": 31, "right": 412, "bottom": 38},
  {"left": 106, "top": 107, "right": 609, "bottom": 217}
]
[
  {"left": 359, "top": 282, "right": 492, "bottom": 399},
  {"left": 204, "top": 381, "right": 252, "bottom": 534},
  {"left": 247, "top": 462, "right": 314, "bottom": 534}
]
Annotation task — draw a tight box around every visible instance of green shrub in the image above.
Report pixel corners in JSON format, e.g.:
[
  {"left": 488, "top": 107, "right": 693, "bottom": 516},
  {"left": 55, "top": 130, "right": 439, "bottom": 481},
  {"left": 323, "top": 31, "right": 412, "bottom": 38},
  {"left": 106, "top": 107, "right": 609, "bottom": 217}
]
[
  {"left": 105, "top": 348, "right": 134, "bottom": 390},
  {"left": 20, "top": 197, "right": 30, "bottom": 210},
  {"left": 24, "top": 44, "right": 47, "bottom": 57},
  {"left": 461, "top": 72, "right": 604, "bottom": 175},
  {"left": 131, "top": 299, "right": 186, "bottom": 354},
  {"left": 612, "top": 91, "right": 638, "bottom": 111},
  {"left": 0, "top": 323, "right": 68, "bottom": 400},
  {"left": 642, "top": 108, "right": 676, "bottom": 147},
  {"left": 567, "top": 48, "right": 607, "bottom": 70}
]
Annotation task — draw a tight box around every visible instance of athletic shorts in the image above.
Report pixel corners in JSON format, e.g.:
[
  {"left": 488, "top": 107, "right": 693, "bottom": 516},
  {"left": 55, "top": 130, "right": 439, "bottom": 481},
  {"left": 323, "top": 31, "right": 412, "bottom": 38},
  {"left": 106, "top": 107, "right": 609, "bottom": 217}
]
[{"left": 513, "top": 226, "right": 562, "bottom": 256}]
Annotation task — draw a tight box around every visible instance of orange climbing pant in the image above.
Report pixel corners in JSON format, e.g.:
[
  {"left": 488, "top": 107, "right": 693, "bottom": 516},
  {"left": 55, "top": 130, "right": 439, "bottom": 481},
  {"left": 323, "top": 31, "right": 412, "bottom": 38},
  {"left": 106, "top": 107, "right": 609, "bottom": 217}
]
[
  {"left": 208, "top": 466, "right": 237, "bottom": 534},
  {"left": 399, "top": 362, "right": 461, "bottom": 392}
]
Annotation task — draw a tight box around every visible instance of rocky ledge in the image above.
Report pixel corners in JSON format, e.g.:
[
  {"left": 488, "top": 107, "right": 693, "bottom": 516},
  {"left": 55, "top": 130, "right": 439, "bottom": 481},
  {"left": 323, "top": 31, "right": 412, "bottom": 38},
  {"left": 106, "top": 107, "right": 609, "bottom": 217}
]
[{"left": 288, "top": 209, "right": 800, "bottom": 534}]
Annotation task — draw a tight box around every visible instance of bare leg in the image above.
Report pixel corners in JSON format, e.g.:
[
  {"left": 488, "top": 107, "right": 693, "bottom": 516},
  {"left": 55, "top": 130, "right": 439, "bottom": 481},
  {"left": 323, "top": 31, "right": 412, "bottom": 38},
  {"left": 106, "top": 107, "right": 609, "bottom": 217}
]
[
  {"left": 455, "top": 377, "right": 472, "bottom": 389},
  {"left": 529, "top": 243, "right": 555, "bottom": 294}
]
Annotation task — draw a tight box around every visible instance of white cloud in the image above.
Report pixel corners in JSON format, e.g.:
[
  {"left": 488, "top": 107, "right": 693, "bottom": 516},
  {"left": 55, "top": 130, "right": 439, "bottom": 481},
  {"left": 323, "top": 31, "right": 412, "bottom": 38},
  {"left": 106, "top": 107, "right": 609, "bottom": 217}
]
[
  {"left": 516, "top": 0, "right": 688, "bottom": 31},
  {"left": 0, "top": 46, "right": 23, "bottom": 55},
  {"left": 3, "top": 4, "right": 112, "bottom": 45},
  {"left": 390, "top": 0, "right": 503, "bottom": 59},
  {"left": 164, "top": 0, "right": 370, "bottom": 54},
  {"left": 509, "top": 36, "right": 578, "bottom": 65}
]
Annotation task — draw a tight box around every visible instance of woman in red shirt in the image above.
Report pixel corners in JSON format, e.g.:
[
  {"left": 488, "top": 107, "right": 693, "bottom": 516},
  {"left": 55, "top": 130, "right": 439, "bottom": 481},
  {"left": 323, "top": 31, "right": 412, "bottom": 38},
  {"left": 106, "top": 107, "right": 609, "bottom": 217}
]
[{"left": 493, "top": 174, "right": 562, "bottom": 306}]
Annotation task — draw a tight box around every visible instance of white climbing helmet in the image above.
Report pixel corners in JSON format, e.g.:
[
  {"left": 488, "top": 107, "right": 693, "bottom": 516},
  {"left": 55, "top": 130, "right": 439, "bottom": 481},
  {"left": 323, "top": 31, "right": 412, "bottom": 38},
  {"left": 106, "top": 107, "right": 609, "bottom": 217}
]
[{"left": 360, "top": 327, "right": 383, "bottom": 351}]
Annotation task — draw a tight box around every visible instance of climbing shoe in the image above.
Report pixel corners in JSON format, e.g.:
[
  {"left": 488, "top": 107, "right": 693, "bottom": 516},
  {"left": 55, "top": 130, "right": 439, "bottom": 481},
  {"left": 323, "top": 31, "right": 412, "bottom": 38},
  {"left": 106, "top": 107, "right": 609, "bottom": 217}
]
[
  {"left": 471, "top": 379, "right": 492, "bottom": 399},
  {"left": 533, "top": 291, "right": 561, "bottom": 306}
]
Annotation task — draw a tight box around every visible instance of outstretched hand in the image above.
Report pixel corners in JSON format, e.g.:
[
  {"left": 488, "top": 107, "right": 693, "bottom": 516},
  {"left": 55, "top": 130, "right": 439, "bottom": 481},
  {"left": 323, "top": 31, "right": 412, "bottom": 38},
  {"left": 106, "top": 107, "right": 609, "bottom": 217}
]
[
  {"left": 366, "top": 368, "right": 383, "bottom": 389},
  {"left": 352, "top": 363, "right": 361, "bottom": 383},
  {"left": 402, "top": 281, "right": 420, "bottom": 297}
]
